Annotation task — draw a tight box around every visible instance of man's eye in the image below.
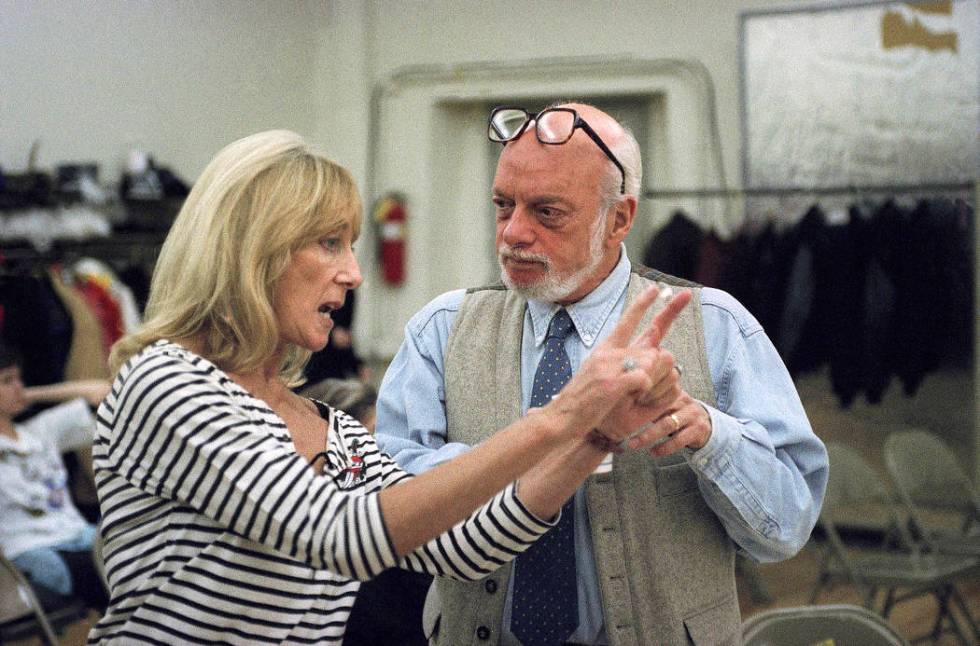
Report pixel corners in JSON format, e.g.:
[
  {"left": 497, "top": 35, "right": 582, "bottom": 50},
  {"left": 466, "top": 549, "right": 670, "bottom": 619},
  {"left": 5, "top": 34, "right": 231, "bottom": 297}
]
[{"left": 492, "top": 199, "right": 512, "bottom": 219}]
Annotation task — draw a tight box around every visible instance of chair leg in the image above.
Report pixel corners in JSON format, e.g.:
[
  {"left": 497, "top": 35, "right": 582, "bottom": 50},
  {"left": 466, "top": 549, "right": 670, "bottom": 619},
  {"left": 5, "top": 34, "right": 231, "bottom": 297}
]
[
  {"left": 880, "top": 587, "right": 896, "bottom": 618},
  {"left": 736, "top": 556, "right": 774, "bottom": 605},
  {"left": 808, "top": 549, "right": 832, "bottom": 605},
  {"left": 929, "top": 585, "right": 967, "bottom": 645},
  {"left": 948, "top": 585, "right": 980, "bottom": 642},
  {"left": 863, "top": 585, "right": 878, "bottom": 611},
  {"left": 809, "top": 574, "right": 826, "bottom": 605}
]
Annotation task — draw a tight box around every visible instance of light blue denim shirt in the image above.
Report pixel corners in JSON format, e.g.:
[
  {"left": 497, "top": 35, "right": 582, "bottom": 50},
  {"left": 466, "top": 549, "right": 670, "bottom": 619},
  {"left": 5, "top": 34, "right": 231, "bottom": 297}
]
[{"left": 376, "top": 248, "right": 828, "bottom": 645}]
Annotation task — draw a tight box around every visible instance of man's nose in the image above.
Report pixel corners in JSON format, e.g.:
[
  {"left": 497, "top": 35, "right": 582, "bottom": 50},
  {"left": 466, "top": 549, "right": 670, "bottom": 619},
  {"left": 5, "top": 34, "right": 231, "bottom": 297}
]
[{"left": 501, "top": 206, "right": 536, "bottom": 247}]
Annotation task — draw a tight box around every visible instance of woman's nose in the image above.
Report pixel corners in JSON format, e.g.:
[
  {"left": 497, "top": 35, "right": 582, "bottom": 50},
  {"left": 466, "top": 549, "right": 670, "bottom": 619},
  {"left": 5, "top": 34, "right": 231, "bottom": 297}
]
[{"left": 341, "top": 251, "right": 363, "bottom": 288}]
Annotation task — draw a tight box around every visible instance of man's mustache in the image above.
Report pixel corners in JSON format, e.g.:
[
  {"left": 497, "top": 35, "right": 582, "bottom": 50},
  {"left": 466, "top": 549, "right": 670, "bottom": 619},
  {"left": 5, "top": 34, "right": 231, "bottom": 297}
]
[{"left": 498, "top": 247, "right": 549, "bottom": 266}]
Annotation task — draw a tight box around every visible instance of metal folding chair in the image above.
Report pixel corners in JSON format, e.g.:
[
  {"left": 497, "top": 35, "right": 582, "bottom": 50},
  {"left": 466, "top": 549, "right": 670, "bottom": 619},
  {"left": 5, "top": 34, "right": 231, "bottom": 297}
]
[
  {"left": 884, "top": 429, "right": 980, "bottom": 558},
  {"left": 0, "top": 551, "right": 85, "bottom": 646},
  {"left": 810, "top": 443, "right": 979, "bottom": 645},
  {"left": 742, "top": 604, "right": 909, "bottom": 646}
]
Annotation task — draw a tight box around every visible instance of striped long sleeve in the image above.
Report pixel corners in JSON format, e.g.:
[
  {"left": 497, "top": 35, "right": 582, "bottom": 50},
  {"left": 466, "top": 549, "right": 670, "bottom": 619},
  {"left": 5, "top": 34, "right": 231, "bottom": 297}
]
[{"left": 89, "top": 341, "right": 554, "bottom": 645}]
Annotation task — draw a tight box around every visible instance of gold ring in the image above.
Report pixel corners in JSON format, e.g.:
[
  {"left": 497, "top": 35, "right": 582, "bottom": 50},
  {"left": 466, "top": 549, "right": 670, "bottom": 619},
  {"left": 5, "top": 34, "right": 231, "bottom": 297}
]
[{"left": 669, "top": 413, "right": 681, "bottom": 432}]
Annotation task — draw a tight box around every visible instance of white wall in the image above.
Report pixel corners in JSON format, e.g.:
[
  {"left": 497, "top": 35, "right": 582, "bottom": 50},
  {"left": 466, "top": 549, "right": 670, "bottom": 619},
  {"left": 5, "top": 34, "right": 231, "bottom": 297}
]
[
  {"left": 3, "top": 0, "right": 976, "bottom": 474},
  {"left": 0, "top": 0, "right": 322, "bottom": 180},
  {"left": 744, "top": 1, "right": 978, "bottom": 188}
]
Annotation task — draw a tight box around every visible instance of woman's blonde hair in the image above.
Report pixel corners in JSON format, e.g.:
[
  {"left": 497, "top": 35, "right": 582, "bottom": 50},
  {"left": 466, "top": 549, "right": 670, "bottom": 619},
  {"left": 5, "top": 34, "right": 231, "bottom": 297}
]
[{"left": 110, "top": 130, "right": 362, "bottom": 384}]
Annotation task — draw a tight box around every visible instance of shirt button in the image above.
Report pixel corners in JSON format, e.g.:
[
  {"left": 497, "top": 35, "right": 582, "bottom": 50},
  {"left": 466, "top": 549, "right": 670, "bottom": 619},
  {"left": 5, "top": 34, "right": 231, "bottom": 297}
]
[
  {"left": 484, "top": 579, "right": 498, "bottom": 593},
  {"left": 476, "top": 625, "right": 491, "bottom": 640}
]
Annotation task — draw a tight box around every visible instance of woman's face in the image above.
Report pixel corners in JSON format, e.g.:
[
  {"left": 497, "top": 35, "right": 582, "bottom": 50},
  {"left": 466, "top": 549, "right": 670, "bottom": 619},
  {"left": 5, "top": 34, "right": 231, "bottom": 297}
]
[{"left": 274, "top": 225, "right": 362, "bottom": 353}]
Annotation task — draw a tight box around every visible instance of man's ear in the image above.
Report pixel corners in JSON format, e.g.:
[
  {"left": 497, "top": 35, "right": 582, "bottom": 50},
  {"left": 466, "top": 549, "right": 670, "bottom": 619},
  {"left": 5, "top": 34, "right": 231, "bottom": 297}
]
[{"left": 606, "top": 195, "right": 637, "bottom": 248}]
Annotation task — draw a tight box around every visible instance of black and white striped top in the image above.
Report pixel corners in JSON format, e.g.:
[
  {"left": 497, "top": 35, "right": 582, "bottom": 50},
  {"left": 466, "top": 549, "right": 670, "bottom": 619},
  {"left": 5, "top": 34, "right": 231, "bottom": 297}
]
[{"left": 88, "top": 341, "right": 553, "bottom": 645}]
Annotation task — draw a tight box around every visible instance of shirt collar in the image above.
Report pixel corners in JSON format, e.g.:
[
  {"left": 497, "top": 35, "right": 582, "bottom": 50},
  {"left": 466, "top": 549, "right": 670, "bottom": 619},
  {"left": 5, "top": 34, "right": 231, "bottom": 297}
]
[
  {"left": 0, "top": 427, "right": 35, "bottom": 454},
  {"left": 527, "top": 244, "right": 632, "bottom": 348}
]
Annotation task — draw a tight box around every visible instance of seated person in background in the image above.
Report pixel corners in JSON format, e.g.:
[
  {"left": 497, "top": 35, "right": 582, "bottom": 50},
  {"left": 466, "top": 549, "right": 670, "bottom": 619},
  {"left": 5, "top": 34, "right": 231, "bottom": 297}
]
[
  {"left": 0, "top": 341, "right": 110, "bottom": 612},
  {"left": 301, "top": 378, "right": 377, "bottom": 434}
]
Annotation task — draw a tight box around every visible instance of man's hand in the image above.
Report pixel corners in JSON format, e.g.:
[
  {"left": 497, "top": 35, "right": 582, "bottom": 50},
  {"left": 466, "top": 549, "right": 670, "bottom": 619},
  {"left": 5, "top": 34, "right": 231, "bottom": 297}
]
[
  {"left": 593, "top": 287, "right": 691, "bottom": 444},
  {"left": 626, "top": 391, "right": 713, "bottom": 456},
  {"left": 543, "top": 285, "right": 683, "bottom": 444}
]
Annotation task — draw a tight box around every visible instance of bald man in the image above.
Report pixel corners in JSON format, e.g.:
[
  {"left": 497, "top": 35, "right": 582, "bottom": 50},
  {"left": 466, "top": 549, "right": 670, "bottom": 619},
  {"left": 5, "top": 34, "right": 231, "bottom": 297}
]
[{"left": 377, "top": 103, "right": 828, "bottom": 646}]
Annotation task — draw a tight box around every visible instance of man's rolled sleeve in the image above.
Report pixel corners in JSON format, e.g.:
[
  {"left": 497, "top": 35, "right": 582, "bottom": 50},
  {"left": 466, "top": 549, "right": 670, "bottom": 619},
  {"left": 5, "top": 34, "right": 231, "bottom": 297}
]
[
  {"left": 376, "top": 289, "right": 473, "bottom": 474},
  {"left": 690, "top": 288, "right": 829, "bottom": 562}
]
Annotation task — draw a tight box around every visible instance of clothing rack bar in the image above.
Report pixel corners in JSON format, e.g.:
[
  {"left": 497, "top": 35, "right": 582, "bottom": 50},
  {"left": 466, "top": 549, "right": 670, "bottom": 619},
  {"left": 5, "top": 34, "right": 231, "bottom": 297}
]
[
  {"left": 0, "top": 232, "right": 166, "bottom": 268},
  {"left": 642, "top": 181, "right": 976, "bottom": 200}
]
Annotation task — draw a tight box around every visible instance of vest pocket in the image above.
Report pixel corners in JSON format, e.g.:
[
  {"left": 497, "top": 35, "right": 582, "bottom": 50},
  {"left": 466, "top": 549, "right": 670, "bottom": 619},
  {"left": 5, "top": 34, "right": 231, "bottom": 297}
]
[
  {"left": 654, "top": 457, "right": 699, "bottom": 497},
  {"left": 682, "top": 597, "right": 740, "bottom": 645}
]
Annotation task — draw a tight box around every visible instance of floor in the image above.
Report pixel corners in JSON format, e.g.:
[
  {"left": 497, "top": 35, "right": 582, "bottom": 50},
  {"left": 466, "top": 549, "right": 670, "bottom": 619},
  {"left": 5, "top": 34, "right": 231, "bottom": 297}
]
[
  {"left": 7, "top": 546, "right": 978, "bottom": 645},
  {"left": 738, "top": 545, "right": 980, "bottom": 644}
]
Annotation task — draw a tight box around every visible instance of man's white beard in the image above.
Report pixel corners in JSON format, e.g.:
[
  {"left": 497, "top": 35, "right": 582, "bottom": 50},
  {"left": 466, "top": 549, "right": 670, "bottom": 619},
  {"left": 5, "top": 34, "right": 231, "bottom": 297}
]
[{"left": 498, "top": 211, "right": 607, "bottom": 303}]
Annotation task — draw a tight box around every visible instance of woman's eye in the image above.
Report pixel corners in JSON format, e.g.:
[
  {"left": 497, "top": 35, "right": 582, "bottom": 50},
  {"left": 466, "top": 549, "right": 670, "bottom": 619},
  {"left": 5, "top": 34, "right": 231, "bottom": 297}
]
[{"left": 321, "top": 237, "right": 342, "bottom": 251}]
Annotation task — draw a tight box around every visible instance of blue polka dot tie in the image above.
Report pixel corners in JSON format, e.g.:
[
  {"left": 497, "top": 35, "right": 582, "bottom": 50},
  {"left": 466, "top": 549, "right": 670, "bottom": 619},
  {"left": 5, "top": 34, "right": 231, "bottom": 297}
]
[{"left": 512, "top": 309, "right": 578, "bottom": 646}]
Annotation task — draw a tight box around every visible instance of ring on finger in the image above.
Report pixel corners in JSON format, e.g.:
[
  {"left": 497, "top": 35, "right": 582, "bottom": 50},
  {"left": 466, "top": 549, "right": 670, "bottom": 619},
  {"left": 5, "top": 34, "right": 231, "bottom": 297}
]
[
  {"left": 674, "top": 364, "right": 683, "bottom": 378},
  {"left": 668, "top": 412, "right": 681, "bottom": 432},
  {"left": 622, "top": 356, "right": 638, "bottom": 372}
]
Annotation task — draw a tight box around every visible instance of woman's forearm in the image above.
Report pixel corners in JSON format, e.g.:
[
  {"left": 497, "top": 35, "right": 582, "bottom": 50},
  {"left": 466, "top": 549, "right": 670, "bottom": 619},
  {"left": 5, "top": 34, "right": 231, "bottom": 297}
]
[
  {"left": 378, "top": 408, "right": 566, "bottom": 556},
  {"left": 514, "top": 439, "right": 609, "bottom": 518},
  {"left": 378, "top": 284, "right": 676, "bottom": 556}
]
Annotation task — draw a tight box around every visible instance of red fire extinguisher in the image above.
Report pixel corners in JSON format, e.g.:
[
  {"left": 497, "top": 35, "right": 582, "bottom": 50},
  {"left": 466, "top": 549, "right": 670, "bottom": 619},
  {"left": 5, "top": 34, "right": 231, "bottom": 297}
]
[{"left": 374, "top": 193, "right": 407, "bottom": 286}]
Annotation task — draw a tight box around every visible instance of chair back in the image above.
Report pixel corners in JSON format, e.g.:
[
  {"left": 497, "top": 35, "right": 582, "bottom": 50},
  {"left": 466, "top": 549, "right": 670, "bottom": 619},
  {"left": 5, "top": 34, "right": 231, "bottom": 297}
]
[
  {"left": 742, "top": 604, "right": 909, "bottom": 646},
  {"left": 884, "top": 429, "right": 980, "bottom": 529},
  {"left": 822, "top": 443, "right": 906, "bottom": 545},
  {"left": 0, "top": 553, "right": 60, "bottom": 645}
]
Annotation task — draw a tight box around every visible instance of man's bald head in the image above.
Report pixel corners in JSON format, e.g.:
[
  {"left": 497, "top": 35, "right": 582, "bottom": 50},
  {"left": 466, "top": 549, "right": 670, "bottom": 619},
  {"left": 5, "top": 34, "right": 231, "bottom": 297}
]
[
  {"left": 552, "top": 102, "right": 642, "bottom": 201},
  {"left": 491, "top": 102, "right": 641, "bottom": 304}
]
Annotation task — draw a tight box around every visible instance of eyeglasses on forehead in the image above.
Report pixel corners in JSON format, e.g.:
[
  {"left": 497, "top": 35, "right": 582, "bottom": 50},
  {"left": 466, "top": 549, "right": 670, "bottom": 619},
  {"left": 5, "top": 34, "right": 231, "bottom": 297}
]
[{"left": 487, "top": 106, "right": 626, "bottom": 194}]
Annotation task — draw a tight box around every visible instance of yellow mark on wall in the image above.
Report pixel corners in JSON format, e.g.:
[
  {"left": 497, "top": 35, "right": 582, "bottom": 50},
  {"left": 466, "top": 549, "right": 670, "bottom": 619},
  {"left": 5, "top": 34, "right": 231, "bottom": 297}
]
[
  {"left": 882, "top": 10, "right": 957, "bottom": 52},
  {"left": 905, "top": 1, "right": 952, "bottom": 15}
]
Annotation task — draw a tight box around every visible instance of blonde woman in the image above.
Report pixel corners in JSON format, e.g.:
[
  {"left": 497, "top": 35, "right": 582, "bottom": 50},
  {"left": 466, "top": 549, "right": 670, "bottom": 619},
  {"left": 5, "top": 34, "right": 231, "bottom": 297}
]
[{"left": 87, "top": 130, "right": 686, "bottom": 644}]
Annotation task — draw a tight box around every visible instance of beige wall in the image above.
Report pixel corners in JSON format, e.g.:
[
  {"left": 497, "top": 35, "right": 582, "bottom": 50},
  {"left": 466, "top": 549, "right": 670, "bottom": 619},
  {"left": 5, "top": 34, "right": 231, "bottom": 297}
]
[{"left": 313, "top": 0, "right": 790, "bottom": 212}]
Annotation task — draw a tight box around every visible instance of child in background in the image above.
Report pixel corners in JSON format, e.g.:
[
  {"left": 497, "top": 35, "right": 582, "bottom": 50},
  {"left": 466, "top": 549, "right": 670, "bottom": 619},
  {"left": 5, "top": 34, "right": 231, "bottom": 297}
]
[{"left": 0, "top": 342, "right": 110, "bottom": 612}]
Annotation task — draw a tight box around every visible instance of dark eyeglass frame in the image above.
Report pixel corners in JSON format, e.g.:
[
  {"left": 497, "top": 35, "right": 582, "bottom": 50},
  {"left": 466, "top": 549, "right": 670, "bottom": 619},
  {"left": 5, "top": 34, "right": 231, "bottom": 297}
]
[{"left": 488, "top": 106, "right": 626, "bottom": 194}]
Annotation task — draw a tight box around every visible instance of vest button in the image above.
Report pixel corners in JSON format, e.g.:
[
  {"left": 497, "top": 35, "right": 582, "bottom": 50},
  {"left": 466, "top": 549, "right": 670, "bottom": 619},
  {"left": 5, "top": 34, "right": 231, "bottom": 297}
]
[
  {"left": 484, "top": 579, "right": 498, "bottom": 593},
  {"left": 476, "top": 625, "right": 491, "bottom": 640}
]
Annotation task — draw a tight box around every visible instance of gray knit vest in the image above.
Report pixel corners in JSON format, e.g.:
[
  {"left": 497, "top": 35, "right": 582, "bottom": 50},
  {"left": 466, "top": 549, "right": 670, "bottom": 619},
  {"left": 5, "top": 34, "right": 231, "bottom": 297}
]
[{"left": 424, "top": 269, "right": 741, "bottom": 646}]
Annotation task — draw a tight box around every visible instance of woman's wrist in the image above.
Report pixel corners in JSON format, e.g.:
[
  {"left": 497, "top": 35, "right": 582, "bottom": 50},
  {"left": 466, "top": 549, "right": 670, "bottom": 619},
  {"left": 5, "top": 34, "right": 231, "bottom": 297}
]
[{"left": 525, "top": 404, "right": 576, "bottom": 447}]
